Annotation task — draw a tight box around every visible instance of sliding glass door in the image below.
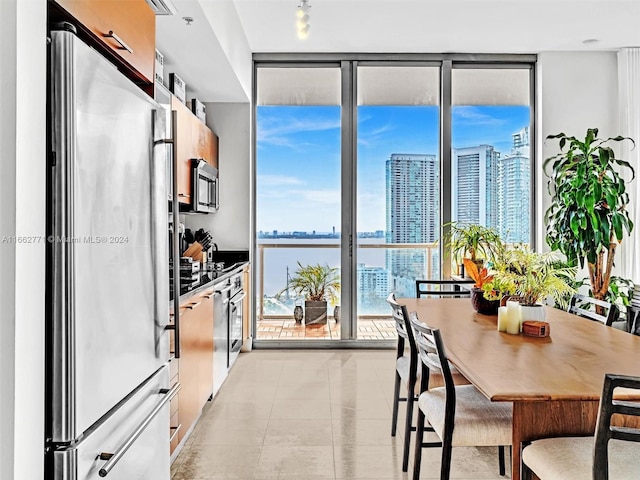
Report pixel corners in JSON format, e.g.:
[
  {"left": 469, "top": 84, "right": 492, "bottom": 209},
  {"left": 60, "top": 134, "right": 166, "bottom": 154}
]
[
  {"left": 355, "top": 65, "right": 440, "bottom": 339},
  {"left": 255, "top": 66, "right": 343, "bottom": 341}
]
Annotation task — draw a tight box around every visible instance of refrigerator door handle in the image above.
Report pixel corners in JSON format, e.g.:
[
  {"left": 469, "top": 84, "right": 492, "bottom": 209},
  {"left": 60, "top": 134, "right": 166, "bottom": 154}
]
[
  {"left": 152, "top": 109, "right": 172, "bottom": 359},
  {"left": 97, "top": 382, "right": 180, "bottom": 477}
]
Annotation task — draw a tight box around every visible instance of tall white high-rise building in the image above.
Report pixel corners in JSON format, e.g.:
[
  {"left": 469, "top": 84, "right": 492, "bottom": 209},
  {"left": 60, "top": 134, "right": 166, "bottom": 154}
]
[
  {"left": 451, "top": 127, "right": 530, "bottom": 244},
  {"left": 499, "top": 127, "right": 530, "bottom": 243},
  {"left": 452, "top": 145, "right": 501, "bottom": 228},
  {"left": 385, "top": 154, "right": 439, "bottom": 293}
]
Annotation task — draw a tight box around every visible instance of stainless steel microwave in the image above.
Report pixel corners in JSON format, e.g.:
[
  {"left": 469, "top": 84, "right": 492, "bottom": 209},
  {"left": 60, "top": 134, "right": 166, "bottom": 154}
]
[{"left": 192, "top": 158, "right": 219, "bottom": 213}]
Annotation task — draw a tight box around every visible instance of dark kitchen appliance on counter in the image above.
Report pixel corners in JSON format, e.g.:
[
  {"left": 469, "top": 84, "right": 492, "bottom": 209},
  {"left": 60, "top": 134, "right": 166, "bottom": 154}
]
[
  {"left": 47, "top": 29, "right": 177, "bottom": 480},
  {"left": 191, "top": 159, "right": 218, "bottom": 213}
]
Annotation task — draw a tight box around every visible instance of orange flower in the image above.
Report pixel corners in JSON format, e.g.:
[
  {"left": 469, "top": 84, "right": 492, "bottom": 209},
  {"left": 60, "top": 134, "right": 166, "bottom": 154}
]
[{"left": 463, "top": 258, "right": 494, "bottom": 288}]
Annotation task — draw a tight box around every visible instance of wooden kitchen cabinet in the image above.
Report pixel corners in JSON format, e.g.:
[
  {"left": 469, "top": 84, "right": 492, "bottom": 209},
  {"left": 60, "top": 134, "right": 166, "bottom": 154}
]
[
  {"left": 176, "top": 290, "right": 214, "bottom": 446},
  {"left": 172, "top": 96, "right": 219, "bottom": 205},
  {"left": 51, "top": 0, "right": 155, "bottom": 86}
]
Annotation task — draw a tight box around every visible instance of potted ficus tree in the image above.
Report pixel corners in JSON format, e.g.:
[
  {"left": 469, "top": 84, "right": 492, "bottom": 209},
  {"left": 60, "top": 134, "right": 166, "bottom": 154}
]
[
  {"left": 277, "top": 262, "right": 340, "bottom": 326},
  {"left": 544, "top": 128, "right": 635, "bottom": 307}
]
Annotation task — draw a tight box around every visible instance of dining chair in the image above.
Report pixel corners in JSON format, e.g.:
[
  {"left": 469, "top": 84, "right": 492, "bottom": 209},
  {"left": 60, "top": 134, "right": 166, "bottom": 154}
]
[
  {"left": 568, "top": 294, "right": 621, "bottom": 328},
  {"left": 387, "top": 293, "right": 424, "bottom": 472},
  {"left": 521, "top": 373, "right": 640, "bottom": 480},
  {"left": 416, "top": 279, "right": 473, "bottom": 298},
  {"left": 409, "top": 311, "right": 512, "bottom": 480}
]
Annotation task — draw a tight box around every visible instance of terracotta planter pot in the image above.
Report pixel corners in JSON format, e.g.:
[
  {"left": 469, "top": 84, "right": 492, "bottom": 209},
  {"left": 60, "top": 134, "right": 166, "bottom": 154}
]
[{"left": 471, "top": 287, "right": 500, "bottom": 315}]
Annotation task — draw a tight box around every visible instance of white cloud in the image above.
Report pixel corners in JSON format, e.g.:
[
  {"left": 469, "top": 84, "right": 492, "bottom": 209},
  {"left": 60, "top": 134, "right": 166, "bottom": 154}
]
[
  {"left": 453, "top": 106, "right": 506, "bottom": 126},
  {"left": 258, "top": 174, "right": 304, "bottom": 187},
  {"left": 257, "top": 115, "right": 341, "bottom": 149}
]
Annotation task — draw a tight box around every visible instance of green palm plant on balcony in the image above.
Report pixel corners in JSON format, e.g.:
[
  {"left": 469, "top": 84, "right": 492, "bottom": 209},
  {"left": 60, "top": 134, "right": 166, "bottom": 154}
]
[
  {"left": 544, "top": 128, "right": 635, "bottom": 304},
  {"left": 277, "top": 262, "right": 340, "bottom": 326}
]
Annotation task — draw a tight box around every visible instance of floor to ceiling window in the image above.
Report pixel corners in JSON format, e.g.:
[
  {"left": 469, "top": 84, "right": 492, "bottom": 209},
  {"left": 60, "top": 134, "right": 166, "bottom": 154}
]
[
  {"left": 253, "top": 56, "right": 535, "bottom": 345},
  {"left": 255, "top": 66, "right": 343, "bottom": 341},
  {"left": 451, "top": 67, "right": 532, "bottom": 247},
  {"left": 355, "top": 66, "right": 440, "bottom": 335}
]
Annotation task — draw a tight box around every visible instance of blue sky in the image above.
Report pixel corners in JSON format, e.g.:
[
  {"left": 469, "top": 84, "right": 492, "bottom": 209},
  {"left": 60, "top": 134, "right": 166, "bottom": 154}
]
[{"left": 256, "top": 105, "right": 530, "bottom": 233}]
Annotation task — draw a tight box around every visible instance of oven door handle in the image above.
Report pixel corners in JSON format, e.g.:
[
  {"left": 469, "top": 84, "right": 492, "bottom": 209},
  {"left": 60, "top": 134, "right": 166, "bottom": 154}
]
[{"left": 230, "top": 291, "right": 246, "bottom": 307}]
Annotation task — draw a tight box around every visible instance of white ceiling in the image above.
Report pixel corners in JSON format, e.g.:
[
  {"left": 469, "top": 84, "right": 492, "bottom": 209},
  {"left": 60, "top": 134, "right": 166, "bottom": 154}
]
[
  {"left": 233, "top": 0, "right": 640, "bottom": 53},
  {"left": 157, "top": 0, "right": 640, "bottom": 103}
]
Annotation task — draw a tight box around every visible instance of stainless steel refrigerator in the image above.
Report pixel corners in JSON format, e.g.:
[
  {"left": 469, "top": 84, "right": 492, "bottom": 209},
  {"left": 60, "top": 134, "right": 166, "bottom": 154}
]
[{"left": 47, "top": 29, "right": 176, "bottom": 480}]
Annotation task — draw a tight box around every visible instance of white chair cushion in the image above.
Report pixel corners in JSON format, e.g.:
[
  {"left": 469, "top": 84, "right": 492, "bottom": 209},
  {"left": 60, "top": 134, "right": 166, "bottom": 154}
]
[
  {"left": 396, "top": 355, "right": 421, "bottom": 384},
  {"left": 419, "top": 385, "right": 512, "bottom": 447},
  {"left": 522, "top": 436, "right": 640, "bottom": 480}
]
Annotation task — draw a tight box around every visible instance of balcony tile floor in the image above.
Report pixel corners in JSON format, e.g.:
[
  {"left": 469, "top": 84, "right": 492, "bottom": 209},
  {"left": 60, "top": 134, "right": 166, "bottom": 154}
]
[
  {"left": 171, "top": 350, "right": 511, "bottom": 479},
  {"left": 256, "top": 319, "right": 398, "bottom": 340}
]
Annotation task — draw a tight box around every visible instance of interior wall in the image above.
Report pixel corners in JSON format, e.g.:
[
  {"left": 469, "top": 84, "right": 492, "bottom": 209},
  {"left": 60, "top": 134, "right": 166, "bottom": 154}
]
[
  {"left": 184, "top": 103, "right": 251, "bottom": 250},
  {"left": 0, "top": 0, "right": 47, "bottom": 479},
  {"left": 536, "top": 51, "right": 619, "bottom": 251}
]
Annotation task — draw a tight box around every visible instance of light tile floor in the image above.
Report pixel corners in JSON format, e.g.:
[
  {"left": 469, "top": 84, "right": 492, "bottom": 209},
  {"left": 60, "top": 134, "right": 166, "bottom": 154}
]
[
  {"left": 171, "top": 350, "right": 511, "bottom": 480},
  {"left": 256, "top": 319, "right": 398, "bottom": 340}
]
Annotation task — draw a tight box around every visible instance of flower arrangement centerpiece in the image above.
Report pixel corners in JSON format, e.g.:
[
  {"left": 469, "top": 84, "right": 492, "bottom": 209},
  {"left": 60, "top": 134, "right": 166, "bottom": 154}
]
[{"left": 463, "top": 258, "right": 500, "bottom": 315}]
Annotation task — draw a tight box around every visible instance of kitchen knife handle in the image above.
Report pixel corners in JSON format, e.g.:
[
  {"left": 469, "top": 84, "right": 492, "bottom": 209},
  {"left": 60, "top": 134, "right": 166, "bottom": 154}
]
[{"left": 98, "top": 382, "right": 180, "bottom": 477}]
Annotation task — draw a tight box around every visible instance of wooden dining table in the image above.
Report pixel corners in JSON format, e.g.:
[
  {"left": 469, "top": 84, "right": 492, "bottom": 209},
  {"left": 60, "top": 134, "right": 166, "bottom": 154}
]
[{"left": 399, "top": 297, "right": 640, "bottom": 480}]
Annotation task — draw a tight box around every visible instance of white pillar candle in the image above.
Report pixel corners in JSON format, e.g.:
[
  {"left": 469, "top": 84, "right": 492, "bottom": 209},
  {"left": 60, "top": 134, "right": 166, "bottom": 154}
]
[
  {"left": 506, "top": 301, "right": 522, "bottom": 335},
  {"left": 497, "top": 306, "right": 508, "bottom": 332}
]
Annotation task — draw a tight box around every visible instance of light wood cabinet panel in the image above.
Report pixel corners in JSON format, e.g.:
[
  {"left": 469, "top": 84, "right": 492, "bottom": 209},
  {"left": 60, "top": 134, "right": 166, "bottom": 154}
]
[
  {"left": 172, "top": 97, "right": 194, "bottom": 205},
  {"left": 172, "top": 96, "right": 219, "bottom": 204},
  {"left": 52, "top": 0, "right": 155, "bottom": 85},
  {"left": 176, "top": 292, "right": 214, "bottom": 445}
]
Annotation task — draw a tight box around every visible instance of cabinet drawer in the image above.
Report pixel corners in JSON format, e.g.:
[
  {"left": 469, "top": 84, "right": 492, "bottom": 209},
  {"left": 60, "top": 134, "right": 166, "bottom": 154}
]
[{"left": 53, "top": 0, "right": 155, "bottom": 84}]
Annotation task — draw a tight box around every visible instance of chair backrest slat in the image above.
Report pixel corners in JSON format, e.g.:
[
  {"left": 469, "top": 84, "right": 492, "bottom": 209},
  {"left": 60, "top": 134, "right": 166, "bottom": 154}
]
[
  {"left": 416, "top": 279, "right": 473, "bottom": 299},
  {"left": 594, "top": 373, "right": 640, "bottom": 478},
  {"left": 568, "top": 294, "right": 619, "bottom": 326},
  {"left": 408, "top": 311, "right": 456, "bottom": 415},
  {"left": 386, "top": 293, "right": 419, "bottom": 386}
]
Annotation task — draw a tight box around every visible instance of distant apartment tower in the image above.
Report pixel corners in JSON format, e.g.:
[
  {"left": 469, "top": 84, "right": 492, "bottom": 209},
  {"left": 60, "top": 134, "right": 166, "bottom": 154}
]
[
  {"left": 499, "top": 127, "right": 530, "bottom": 243},
  {"left": 385, "top": 154, "right": 439, "bottom": 291},
  {"left": 357, "top": 264, "right": 389, "bottom": 302},
  {"left": 452, "top": 145, "right": 500, "bottom": 228}
]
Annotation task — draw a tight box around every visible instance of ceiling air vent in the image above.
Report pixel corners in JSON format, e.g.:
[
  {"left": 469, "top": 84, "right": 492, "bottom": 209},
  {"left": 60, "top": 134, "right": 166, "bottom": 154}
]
[{"left": 145, "top": 0, "right": 178, "bottom": 15}]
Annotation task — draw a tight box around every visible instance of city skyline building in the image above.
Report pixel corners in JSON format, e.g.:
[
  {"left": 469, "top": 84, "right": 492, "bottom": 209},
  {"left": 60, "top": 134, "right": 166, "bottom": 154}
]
[
  {"left": 385, "top": 153, "right": 439, "bottom": 295},
  {"left": 451, "top": 144, "right": 501, "bottom": 227},
  {"left": 357, "top": 263, "right": 390, "bottom": 310}
]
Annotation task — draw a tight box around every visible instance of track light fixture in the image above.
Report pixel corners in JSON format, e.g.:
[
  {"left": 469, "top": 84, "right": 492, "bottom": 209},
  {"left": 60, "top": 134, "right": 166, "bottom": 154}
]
[{"left": 297, "top": 0, "right": 311, "bottom": 39}]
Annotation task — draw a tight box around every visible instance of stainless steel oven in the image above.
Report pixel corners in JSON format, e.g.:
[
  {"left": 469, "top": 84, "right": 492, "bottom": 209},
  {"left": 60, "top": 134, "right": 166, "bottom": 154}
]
[
  {"left": 228, "top": 272, "right": 245, "bottom": 368},
  {"left": 192, "top": 158, "right": 219, "bottom": 213}
]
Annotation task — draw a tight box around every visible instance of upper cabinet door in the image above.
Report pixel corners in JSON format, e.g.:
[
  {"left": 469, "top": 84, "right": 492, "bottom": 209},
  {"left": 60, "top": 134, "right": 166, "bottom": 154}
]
[
  {"left": 172, "top": 96, "right": 219, "bottom": 205},
  {"left": 53, "top": 0, "right": 155, "bottom": 85}
]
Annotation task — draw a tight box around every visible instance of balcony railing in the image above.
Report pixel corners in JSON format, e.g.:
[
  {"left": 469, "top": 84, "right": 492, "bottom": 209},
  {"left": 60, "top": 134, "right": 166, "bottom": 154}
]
[{"left": 256, "top": 241, "right": 439, "bottom": 321}]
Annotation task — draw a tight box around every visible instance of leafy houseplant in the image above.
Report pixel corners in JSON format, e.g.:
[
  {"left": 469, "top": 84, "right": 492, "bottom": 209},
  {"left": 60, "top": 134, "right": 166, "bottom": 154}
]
[
  {"left": 277, "top": 262, "right": 340, "bottom": 325},
  {"left": 443, "top": 222, "right": 504, "bottom": 275},
  {"left": 463, "top": 258, "right": 499, "bottom": 314},
  {"left": 482, "top": 246, "right": 576, "bottom": 308},
  {"left": 544, "top": 128, "right": 635, "bottom": 304}
]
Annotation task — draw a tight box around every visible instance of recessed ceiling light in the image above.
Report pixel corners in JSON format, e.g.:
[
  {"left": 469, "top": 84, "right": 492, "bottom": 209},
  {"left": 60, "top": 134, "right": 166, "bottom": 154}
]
[{"left": 583, "top": 38, "right": 599, "bottom": 45}]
